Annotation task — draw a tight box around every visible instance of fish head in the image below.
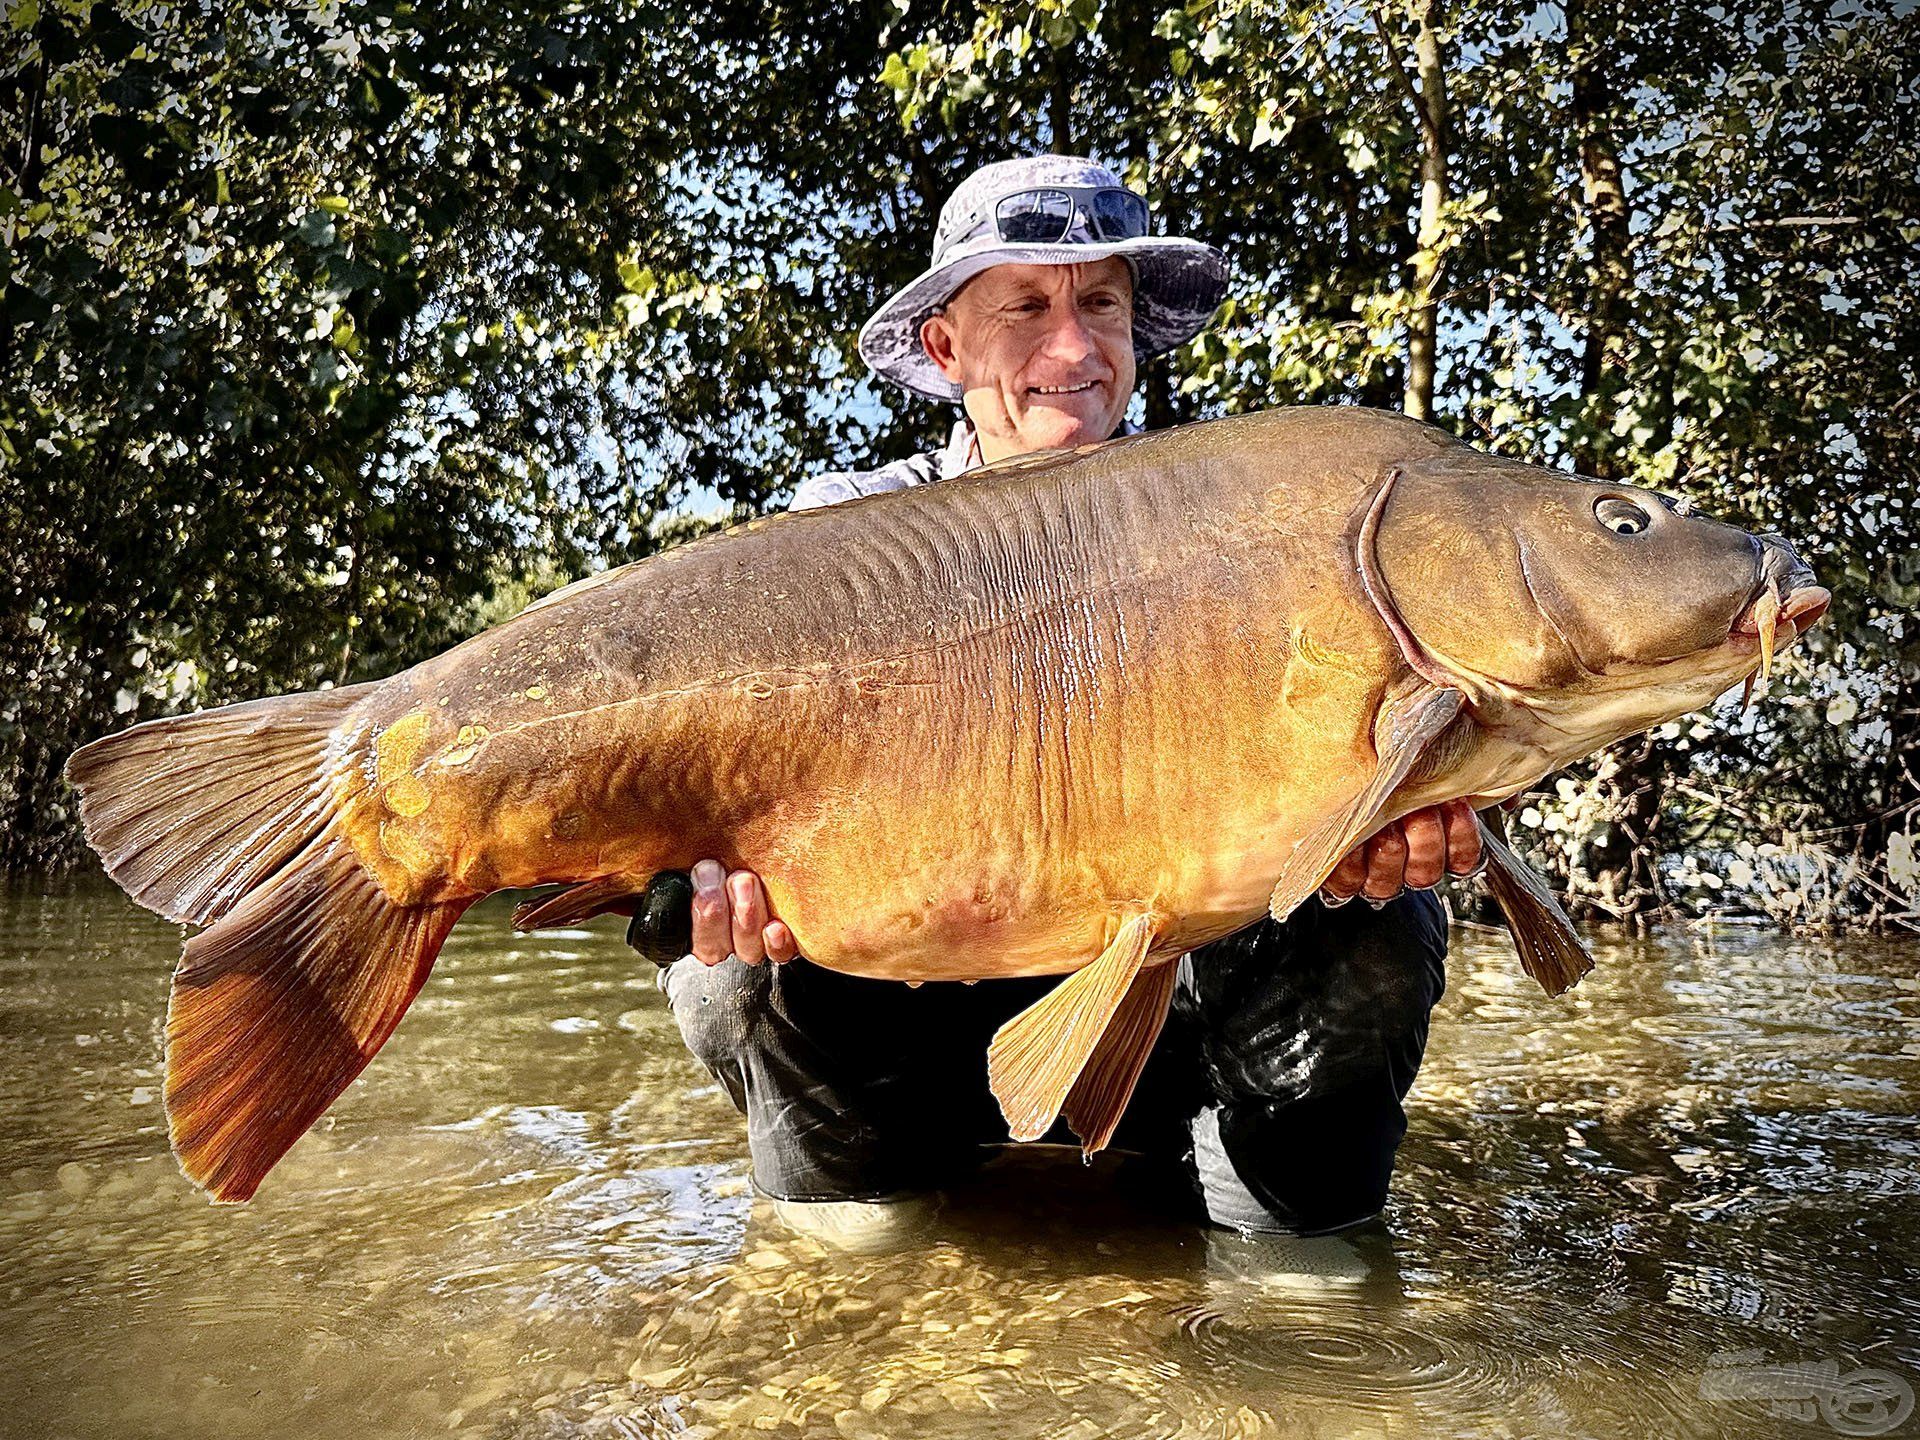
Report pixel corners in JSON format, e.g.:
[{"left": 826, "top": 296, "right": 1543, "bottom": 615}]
[{"left": 1365, "top": 450, "right": 1830, "bottom": 759}]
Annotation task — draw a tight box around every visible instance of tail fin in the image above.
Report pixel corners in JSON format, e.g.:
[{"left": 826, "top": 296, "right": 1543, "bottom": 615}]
[
  {"left": 65, "top": 685, "right": 376, "bottom": 925},
  {"left": 166, "top": 836, "right": 467, "bottom": 1201},
  {"left": 65, "top": 687, "right": 470, "bottom": 1200}
]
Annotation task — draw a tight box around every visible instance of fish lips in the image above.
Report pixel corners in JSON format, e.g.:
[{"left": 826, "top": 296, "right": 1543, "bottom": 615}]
[
  {"left": 1727, "top": 576, "right": 1826, "bottom": 708},
  {"left": 1729, "top": 538, "right": 1829, "bottom": 647},
  {"left": 1730, "top": 584, "right": 1831, "bottom": 640}
]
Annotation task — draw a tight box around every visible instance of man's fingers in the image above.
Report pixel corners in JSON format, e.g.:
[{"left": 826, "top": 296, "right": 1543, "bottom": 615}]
[
  {"left": 1401, "top": 808, "right": 1447, "bottom": 890},
  {"left": 728, "top": 869, "right": 768, "bottom": 965},
  {"left": 763, "top": 920, "right": 798, "bottom": 964},
  {"left": 1443, "top": 800, "right": 1482, "bottom": 875},
  {"left": 690, "top": 859, "right": 729, "bottom": 965},
  {"left": 1317, "top": 803, "right": 1486, "bottom": 911},
  {"left": 1362, "top": 823, "right": 1409, "bottom": 901},
  {"left": 1321, "top": 845, "right": 1369, "bottom": 903}
]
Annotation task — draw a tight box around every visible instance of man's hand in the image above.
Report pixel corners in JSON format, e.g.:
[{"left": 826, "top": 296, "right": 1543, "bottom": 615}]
[
  {"left": 1318, "top": 801, "right": 1482, "bottom": 907},
  {"left": 689, "top": 859, "right": 800, "bottom": 966}
]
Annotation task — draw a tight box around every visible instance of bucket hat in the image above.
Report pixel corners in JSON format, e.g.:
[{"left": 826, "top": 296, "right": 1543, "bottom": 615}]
[{"left": 858, "top": 155, "right": 1229, "bottom": 402}]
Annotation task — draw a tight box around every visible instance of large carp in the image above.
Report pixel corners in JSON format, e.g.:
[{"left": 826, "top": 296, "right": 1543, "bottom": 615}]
[{"left": 68, "top": 406, "right": 1827, "bottom": 1202}]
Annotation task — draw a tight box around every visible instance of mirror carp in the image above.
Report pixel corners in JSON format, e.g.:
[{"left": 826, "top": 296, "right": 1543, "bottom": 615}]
[{"left": 66, "top": 406, "right": 1829, "bottom": 1201}]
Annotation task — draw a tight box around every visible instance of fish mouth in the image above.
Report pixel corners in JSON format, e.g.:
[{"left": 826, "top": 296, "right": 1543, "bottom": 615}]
[
  {"left": 1728, "top": 580, "right": 1829, "bottom": 706},
  {"left": 1730, "top": 584, "right": 1830, "bottom": 640}
]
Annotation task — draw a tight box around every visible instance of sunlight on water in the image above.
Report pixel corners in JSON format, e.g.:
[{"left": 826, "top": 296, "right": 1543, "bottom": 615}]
[{"left": 2, "top": 878, "right": 1915, "bottom": 1439}]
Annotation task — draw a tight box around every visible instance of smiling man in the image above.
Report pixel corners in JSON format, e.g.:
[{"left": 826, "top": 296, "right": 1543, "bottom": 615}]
[
  {"left": 923, "top": 255, "right": 1136, "bottom": 458},
  {"left": 638, "top": 156, "right": 1482, "bottom": 1248}
]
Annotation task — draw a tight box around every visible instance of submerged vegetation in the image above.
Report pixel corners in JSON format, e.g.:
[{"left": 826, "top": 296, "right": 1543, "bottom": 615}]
[{"left": 4, "top": 0, "right": 1913, "bottom": 928}]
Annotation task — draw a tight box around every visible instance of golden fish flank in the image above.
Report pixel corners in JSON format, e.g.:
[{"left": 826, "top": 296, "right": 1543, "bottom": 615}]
[
  {"left": 373, "top": 709, "right": 431, "bottom": 786},
  {"left": 386, "top": 776, "right": 432, "bottom": 817},
  {"left": 379, "top": 821, "right": 439, "bottom": 877},
  {"left": 370, "top": 712, "right": 439, "bottom": 815},
  {"left": 1288, "top": 622, "right": 1368, "bottom": 676},
  {"left": 60, "top": 405, "right": 1830, "bottom": 1203},
  {"left": 356, "top": 711, "right": 436, "bottom": 883}
]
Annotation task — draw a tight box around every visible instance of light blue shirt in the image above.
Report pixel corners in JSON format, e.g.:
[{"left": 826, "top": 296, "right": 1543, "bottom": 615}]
[{"left": 790, "top": 418, "right": 1144, "bottom": 513}]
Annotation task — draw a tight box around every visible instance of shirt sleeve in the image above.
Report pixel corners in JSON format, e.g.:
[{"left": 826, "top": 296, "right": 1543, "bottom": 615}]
[
  {"left": 787, "top": 456, "right": 937, "bottom": 513},
  {"left": 787, "top": 472, "right": 867, "bottom": 513}
]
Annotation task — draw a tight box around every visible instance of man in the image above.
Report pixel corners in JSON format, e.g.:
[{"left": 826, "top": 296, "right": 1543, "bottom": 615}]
[{"left": 638, "top": 156, "right": 1482, "bottom": 1246}]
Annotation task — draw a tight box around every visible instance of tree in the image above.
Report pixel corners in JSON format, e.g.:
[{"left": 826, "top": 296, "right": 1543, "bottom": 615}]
[
  {"left": 2, "top": 0, "right": 975, "bottom": 866},
  {"left": 5, "top": 0, "right": 1913, "bottom": 930}
]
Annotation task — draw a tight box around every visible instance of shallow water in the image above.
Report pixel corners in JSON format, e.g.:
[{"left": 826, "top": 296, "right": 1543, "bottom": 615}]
[{"left": 2, "top": 876, "right": 1916, "bottom": 1440}]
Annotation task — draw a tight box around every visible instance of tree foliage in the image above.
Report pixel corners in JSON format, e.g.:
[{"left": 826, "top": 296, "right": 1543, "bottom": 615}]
[{"left": 5, "top": 0, "right": 1914, "bottom": 926}]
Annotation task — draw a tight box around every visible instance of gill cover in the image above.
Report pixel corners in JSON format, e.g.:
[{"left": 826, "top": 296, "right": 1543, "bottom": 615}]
[{"left": 1363, "top": 451, "right": 1765, "bottom": 692}]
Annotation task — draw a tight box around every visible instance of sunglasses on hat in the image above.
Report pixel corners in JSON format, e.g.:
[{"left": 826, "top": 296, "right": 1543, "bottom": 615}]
[{"left": 989, "top": 185, "right": 1152, "bottom": 245}]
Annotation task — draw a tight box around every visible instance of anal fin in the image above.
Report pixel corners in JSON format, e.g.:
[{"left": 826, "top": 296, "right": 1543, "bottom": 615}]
[
  {"left": 988, "top": 913, "right": 1159, "bottom": 1143},
  {"left": 1476, "top": 809, "right": 1593, "bottom": 995},
  {"left": 1061, "top": 957, "right": 1179, "bottom": 1155},
  {"left": 512, "top": 875, "right": 645, "bottom": 932}
]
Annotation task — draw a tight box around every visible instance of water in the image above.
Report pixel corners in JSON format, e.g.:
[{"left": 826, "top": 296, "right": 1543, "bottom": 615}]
[{"left": 2, "top": 876, "right": 1916, "bottom": 1440}]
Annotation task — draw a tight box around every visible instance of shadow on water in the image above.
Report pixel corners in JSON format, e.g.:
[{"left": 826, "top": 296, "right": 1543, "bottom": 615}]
[{"left": 1, "top": 876, "right": 1915, "bottom": 1439}]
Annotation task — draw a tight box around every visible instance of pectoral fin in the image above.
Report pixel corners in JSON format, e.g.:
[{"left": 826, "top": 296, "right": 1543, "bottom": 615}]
[
  {"left": 1269, "top": 685, "right": 1466, "bottom": 922},
  {"left": 1061, "top": 957, "right": 1180, "bottom": 1155},
  {"left": 988, "top": 913, "right": 1159, "bottom": 1143},
  {"left": 1476, "top": 808, "right": 1593, "bottom": 995}
]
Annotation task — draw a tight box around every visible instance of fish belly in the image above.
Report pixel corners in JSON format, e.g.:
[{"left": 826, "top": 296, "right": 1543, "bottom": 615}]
[{"left": 710, "top": 626, "right": 1345, "bottom": 983}]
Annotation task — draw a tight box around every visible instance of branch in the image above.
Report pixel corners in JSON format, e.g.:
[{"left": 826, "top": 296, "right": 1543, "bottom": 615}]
[
  {"left": 1737, "top": 215, "right": 1866, "bottom": 229},
  {"left": 1367, "top": 2, "right": 1441, "bottom": 146}
]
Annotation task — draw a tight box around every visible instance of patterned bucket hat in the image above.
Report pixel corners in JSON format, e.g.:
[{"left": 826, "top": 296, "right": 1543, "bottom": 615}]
[{"left": 858, "top": 155, "right": 1230, "bottom": 402}]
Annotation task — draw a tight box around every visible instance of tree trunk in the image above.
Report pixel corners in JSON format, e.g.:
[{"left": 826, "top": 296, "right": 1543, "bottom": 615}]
[
  {"left": 1050, "top": 52, "right": 1074, "bottom": 154},
  {"left": 1568, "top": 0, "right": 1631, "bottom": 478},
  {"left": 1403, "top": 0, "right": 1448, "bottom": 421}
]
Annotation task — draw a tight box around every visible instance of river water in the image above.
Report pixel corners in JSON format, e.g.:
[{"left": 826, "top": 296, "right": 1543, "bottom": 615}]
[{"left": 2, "top": 876, "right": 1915, "bottom": 1440}]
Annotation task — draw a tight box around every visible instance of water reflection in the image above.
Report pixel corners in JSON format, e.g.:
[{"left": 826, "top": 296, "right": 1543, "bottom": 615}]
[{"left": 1, "top": 877, "right": 1914, "bottom": 1438}]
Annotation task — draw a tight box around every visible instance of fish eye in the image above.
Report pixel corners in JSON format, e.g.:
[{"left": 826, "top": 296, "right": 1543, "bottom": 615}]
[{"left": 1595, "top": 496, "right": 1652, "bottom": 535}]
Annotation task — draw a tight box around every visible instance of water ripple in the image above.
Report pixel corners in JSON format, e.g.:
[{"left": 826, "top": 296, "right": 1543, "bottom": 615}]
[{"left": 3, "top": 882, "right": 1916, "bottom": 1439}]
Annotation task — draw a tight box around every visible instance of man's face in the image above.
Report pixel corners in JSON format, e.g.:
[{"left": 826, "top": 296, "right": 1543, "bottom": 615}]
[{"left": 919, "top": 258, "right": 1136, "bottom": 463}]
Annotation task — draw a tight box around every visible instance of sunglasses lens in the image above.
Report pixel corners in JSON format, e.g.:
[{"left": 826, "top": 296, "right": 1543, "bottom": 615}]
[
  {"left": 1090, "top": 188, "right": 1150, "bottom": 240},
  {"left": 996, "top": 190, "right": 1074, "bottom": 243}
]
